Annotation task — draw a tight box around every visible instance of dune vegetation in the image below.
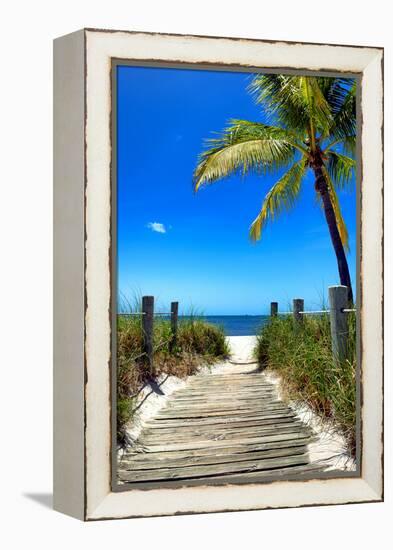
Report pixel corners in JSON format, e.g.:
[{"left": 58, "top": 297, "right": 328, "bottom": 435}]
[
  {"left": 255, "top": 312, "right": 357, "bottom": 455},
  {"left": 117, "top": 311, "right": 229, "bottom": 446}
]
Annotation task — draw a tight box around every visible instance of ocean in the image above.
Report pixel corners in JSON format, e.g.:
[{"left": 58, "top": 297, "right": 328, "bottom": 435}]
[{"left": 182, "top": 315, "right": 270, "bottom": 336}]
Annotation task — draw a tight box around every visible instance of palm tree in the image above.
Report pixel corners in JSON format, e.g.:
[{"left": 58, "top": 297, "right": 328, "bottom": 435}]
[{"left": 193, "top": 75, "right": 355, "bottom": 303}]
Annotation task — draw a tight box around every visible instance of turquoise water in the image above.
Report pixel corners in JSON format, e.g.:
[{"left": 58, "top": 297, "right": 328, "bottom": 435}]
[{"left": 181, "top": 315, "right": 270, "bottom": 336}]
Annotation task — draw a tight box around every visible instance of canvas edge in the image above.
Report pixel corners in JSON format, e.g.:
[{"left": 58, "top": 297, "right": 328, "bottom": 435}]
[
  {"left": 359, "top": 48, "right": 384, "bottom": 500},
  {"left": 55, "top": 28, "right": 383, "bottom": 521},
  {"left": 53, "top": 29, "right": 86, "bottom": 520}
]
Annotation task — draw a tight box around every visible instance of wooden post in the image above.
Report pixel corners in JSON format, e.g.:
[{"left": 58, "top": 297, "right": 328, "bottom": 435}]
[
  {"left": 270, "top": 302, "right": 278, "bottom": 317},
  {"left": 329, "top": 285, "right": 349, "bottom": 363},
  {"left": 170, "top": 301, "right": 179, "bottom": 351},
  {"left": 293, "top": 298, "right": 304, "bottom": 323},
  {"left": 142, "top": 295, "right": 154, "bottom": 373}
]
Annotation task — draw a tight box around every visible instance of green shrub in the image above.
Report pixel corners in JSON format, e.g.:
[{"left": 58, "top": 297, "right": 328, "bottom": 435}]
[
  {"left": 255, "top": 313, "right": 356, "bottom": 455},
  {"left": 177, "top": 318, "right": 229, "bottom": 357}
]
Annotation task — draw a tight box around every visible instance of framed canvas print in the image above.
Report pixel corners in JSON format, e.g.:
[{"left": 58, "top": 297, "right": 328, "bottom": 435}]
[{"left": 53, "top": 28, "right": 384, "bottom": 521}]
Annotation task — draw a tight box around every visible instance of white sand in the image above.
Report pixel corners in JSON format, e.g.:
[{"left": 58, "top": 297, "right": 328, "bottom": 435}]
[
  {"left": 228, "top": 335, "right": 257, "bottom": 363},
  {"left": 121, "top": 373, "right": 188, "bottom": 452},
  {"left": 264, "top": 368, "right": 356, "bottom": 472},
  {"left": 208, "top": 336, "right": 259, "bottom": 375}
]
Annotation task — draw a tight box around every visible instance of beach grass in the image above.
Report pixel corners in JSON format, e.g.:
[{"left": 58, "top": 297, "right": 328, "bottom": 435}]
[
  {"left": 117, "top": 309, "right": 229, "bottom": 446},
  {"left": 255, "top": 312, "right": 356, "bottom": 455}
]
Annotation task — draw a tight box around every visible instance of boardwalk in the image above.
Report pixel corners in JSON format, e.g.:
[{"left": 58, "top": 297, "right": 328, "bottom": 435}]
[{"left": 118, "top": 357, "right": 324, "bottom": 486}]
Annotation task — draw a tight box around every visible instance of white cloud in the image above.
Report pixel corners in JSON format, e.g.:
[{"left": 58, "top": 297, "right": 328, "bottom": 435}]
[{"left": 147, "top": 222, "right": 166, "bottom": 234}]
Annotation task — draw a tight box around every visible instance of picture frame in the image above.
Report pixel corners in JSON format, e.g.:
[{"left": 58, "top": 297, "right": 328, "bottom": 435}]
[{"left": 53, "top": 28, "right": 383, "bottom": 521}]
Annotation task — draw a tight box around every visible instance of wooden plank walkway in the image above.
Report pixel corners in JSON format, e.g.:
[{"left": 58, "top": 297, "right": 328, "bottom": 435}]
[{"left": 118, "top": 369, "right": 324, "bottom": 486}]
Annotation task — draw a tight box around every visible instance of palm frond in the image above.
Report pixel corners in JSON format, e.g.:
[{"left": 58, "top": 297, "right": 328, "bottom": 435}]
[
  {"left": 324, "top": 135, "right": 356, "bottom": 157},
  {"left": 249, "top": 157, "right": 307, "bottom": 241},
  {"left": 322, "top": 167, "right": 350, "bottom": 250},
  {"left": 249, "top": 75, "right": 333, "bottom": 138},
  {"left": 321, "top": 77, "right": 356, "bottom": 116},
  {"left": 193, "top": 120, "right": 299, "bottom": 191},
  {"left": 249, "top": 75, "right": 310, "bottom": 134},
  {"left": 330, "top": 81, "right": 356, "bottom": 140},
  {"left": 341, "top": 135, "right": 356, "bottom": 157},
  {"left": 299, "top": 76, "right": 333, "bottom": 137},
  {"left": 326, "top": 151, "right": 355, "bottom": 190}
]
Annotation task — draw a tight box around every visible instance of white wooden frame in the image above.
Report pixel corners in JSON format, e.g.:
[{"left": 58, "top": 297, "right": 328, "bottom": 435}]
[{"left": 53, "top": 28, "right": 383, "bottom": 521}]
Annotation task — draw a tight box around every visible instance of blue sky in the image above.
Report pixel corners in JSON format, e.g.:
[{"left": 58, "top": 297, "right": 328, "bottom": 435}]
[{"left": 117, "top": 65, "right": 356, "bottom": 315}]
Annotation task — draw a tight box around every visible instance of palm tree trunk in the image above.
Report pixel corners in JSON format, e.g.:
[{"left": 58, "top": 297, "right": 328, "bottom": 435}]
[{"left": 313, "top": 165, "right": 354, "bottom": 303}]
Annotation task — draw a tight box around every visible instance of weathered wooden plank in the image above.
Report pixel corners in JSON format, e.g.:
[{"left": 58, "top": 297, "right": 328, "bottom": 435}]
[
  {"left": 180, "top": 375, "right": 267, "bottom": 380},
  {"left": 190, "top": 376, "right": 265, "bottom": 380},
  {"left": 141, "top": 422, "right": 310, "bottom": 443},
  {"left": 146, "top": 412, "right": 297, "bottom": 429},
  {"left": 162, "top": 403, "right": 279, "bottom": 414},
  {"left": 141, "top": 426, "right": 304, "bottom": 442},
  {"left": 139, "top": 429, "right": 313, "bottom": 453},
  {"left": 120, "top": 445, "right": 308, "bottom": 471},
  {"left": 122, "top": 435, "right": 317, "bottom": 462},
  {"left": 181, "top": 387, "right": 274, "bottom": 394},
  {"left": 176, "top": 378, "right": 268, "bottom": 386},
  {"left": 174, "top": 383, "right": 274, "bottom": 391},
  {"left": 156, "top": 405, "right": 291, "bottom": 418},
  {"left": 166, "top": 396, "right": 277, "bottom": 407},
  {"left": 181, "top": 387, "right": 275, "bottom": 394},
  {"left": 185, "top": 462, "right": 327, "bottom": 483},
  {"left": 186, "top": 379, "right": 270, "bottom": 385},
  {"left": 172, "top": 390, "right": 275, "bottom": 396},
  {"left": 166, "top": 396, "right": 277, "bottom": 406},
  {"left": 171, "top": 392, "right": 275, "bottom": 402},
  {"left": 169, "top": 392, "right": 273, "bottom": 400},
  {"left": 140, "top": 430, "right": 313, "bottom": 448},
  {"left": 160, "top": 399, "right": 284, "bottom": 410},
  {"left": 151, "top": 415, "right": 295, "bottom": 425},
  {"left": 155, "top": 411, "right": 293, "bottom": 421},
  {"left": 119, "top": 453, "right": 310, "bottom": 482},
  {"left": 187, "top": 381, "right": 271, "bottom": 388},
  {"left": 168, "top": 396, "right": 275, "bottom": 406},
  {"left": 144, "top": 415, "right": 298, "bottom": 433},
  {"left": 142, "top": 295, "right": 154, "bottom": 372},
  {"left": 174, "top": 384, "right": 273, "bottom": 392},
  {"left": 117, "top": 367, "right": 322, "bottom": 485},
  {"left": 170, "top": 395, "right": 274, "bottom": 403}
]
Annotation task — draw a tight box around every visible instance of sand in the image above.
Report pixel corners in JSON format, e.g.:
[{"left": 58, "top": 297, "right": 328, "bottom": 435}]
[{"left": 264, "top": 370, "right": 356, "bottom": 471}]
